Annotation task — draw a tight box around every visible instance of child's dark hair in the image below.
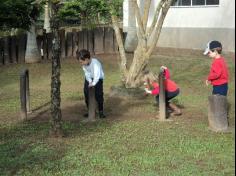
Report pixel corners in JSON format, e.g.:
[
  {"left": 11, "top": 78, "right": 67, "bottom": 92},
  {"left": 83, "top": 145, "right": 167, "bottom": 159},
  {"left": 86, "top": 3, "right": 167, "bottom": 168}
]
[
  {"left": 212, "top": 47, "right": 222, "bottom": 54},
  {"left": 76, "top": 49, "right": 90, "bottom": 61}
]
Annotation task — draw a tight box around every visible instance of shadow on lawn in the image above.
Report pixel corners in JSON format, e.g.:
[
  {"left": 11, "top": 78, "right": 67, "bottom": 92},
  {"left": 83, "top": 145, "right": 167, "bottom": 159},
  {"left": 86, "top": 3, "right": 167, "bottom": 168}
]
[
  {"left": 0, "top": 96, "right": 146, "bottom": 174},
  {"left": 0, "top": 120, "right": 67, "bottom": 175}
]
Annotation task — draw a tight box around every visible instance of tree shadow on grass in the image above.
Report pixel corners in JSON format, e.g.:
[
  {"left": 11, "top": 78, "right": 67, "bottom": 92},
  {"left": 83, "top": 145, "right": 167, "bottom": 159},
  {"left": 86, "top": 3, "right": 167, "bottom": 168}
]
[{"left": 0, "top": 120, "right": 67, "bottom": 175}]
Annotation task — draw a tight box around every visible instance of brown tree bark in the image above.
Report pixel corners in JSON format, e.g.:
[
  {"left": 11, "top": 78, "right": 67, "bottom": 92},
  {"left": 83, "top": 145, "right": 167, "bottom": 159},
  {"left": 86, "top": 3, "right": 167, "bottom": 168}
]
[{"left": 50, "top": 2, "right": 63, "bottom": 137}]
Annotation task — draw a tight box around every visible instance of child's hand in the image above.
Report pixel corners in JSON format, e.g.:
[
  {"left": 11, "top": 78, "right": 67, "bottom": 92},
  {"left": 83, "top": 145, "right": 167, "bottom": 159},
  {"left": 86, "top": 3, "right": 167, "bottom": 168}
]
[
  {"left": 144, "top": 88, "right": 152, "bottom": 94},
  {"left": 88, "top": 82, "right": 94, "bottom": 88},
  {"left": 205, "top": 80, "right": 211, "bottom": 86},
  {"left": 160, "top": 66, "right": 167, "bottom": 73},
  {"left": 161, "top": 66, "right": 167, "bottom": 70}
]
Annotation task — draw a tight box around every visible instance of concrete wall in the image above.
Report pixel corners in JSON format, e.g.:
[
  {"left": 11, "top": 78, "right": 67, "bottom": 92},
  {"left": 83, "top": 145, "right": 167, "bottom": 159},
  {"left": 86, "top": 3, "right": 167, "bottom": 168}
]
[
  {"left": 123, "top": 0, "right": 235, "bottom": 52},
  {"left": 158, "top": 27, "right": 235, "bottom": 52}
]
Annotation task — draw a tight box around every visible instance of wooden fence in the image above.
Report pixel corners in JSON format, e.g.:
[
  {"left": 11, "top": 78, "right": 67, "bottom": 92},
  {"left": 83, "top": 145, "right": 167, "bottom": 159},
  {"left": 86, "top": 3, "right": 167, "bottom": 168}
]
[{"left": 0, "top": 27, "right": 120, "bottom": 65}]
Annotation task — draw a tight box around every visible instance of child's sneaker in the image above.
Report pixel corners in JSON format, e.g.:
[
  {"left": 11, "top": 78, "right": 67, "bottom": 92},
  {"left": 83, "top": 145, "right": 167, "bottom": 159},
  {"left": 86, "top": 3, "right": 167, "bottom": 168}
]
[
  {"left": 83, "top": 113, "right": 88, "bottom": 118},
  {"left": 99, "top": 111, "right": 106, "bottom": 118}
]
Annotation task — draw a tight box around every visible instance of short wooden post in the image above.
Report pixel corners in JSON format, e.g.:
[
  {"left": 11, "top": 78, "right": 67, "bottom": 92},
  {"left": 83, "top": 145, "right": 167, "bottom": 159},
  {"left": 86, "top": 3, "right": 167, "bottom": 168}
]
[
  {"left": 159, "top": 71, "right": 166, "bottom": 120},
  {"left": 20, "top": 69, "right": 30, "bottom": 120},
  {"left": 88, "top": 87, "right": 96, "bottom": 121},
  {"left": 208, "top": 95, "right": 229, "bottom": 132}
]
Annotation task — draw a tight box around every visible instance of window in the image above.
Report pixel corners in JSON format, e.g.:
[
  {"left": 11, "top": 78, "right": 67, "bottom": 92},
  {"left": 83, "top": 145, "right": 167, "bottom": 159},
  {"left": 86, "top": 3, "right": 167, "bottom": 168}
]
[
  {"left": 206, "top": 0, "right": 219, "bottom": 5},
  {"left": 171, "top": 0, "right": 219, "bottom": 6},
  {"left": 192, "top": 0, "right": 205, "bottom": 5},
  {"left": 177, "top": 0, "right": 191, "bottom": 6}
]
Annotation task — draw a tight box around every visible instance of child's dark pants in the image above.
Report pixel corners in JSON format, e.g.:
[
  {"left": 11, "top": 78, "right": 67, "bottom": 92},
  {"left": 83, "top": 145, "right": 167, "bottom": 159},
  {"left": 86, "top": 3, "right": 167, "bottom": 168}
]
[
  {"left": 84, "top": 79, "right": 104, "bottom": 112},
  {"left": 155, "top": 89, "right": 180, "bottom": 106},
  {"left": 212, "top": 83, "right": 228, "bottom": 96}
]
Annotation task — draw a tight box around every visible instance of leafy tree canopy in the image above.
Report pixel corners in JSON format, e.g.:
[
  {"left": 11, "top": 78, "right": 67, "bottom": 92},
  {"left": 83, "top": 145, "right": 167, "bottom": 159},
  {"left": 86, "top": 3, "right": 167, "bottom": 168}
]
[
  {"left": 57, "top": 0, "right": 123, "bottom": 28},
  {"left": 0, "top": 0, "right": 42, "bottom": 31}
]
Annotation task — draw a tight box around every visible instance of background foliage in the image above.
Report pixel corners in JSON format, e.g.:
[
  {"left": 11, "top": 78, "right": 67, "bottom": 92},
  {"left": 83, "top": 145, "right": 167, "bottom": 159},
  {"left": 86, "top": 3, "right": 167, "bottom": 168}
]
[
  {"left": 58, "top": 0, "right": 123, "bottom": 28},
  {"left": 0, "top": 0, "right": 42, "bottom": 31}
]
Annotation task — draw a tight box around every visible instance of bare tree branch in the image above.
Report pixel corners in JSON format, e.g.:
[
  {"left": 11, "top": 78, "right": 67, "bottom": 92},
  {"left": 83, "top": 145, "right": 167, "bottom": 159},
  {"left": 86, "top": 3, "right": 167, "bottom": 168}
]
[
  {"left": 147, "top": 0, "right": 165, "bottom": 36},
  {"left": 147, "top": 0, "right": 173, "bottom": 56},
  {"left": 142, "top": 0, "right": 152, "bottom": 32},
  {"left": 111, "top": 15, "right": 128, "bottom": 80},
  {"left": 132, "top": 0, "right": 145, "bottom": 39}
]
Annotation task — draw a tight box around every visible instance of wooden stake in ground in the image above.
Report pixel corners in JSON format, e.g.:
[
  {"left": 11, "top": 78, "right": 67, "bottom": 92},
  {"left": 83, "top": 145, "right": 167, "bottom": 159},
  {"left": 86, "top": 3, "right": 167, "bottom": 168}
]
[
  {"left": 208, "top": 95, "right": 229, "bottom": 132},
  {"left": 20, "top": 68, "right": 30, "bottom": 120},
  {"left": 88, "top": 87, "right": 96, "bottom": 122},
  {"left": 159, "top": 71, "right": 166, "bottom": 121}
]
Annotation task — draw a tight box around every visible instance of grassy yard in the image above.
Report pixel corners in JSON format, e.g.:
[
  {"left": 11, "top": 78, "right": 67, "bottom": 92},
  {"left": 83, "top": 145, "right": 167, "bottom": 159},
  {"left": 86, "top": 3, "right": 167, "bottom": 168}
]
[{"left": 0, "top": 53, "right": 235, "bottom": 175}]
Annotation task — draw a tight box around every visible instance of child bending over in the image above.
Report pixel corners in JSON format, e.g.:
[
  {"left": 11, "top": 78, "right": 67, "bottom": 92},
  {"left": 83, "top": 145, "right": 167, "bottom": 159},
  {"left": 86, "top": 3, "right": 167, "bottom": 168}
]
[{"left": 143, "top": 66, "right": 182, "bottom": 116}]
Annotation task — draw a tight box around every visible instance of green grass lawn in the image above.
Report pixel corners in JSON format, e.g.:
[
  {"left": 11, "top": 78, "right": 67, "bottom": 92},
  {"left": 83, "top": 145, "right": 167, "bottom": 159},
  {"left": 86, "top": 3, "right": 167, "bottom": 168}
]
[{"left": 0, "top": 54, "right": 235, "bottom": 175}]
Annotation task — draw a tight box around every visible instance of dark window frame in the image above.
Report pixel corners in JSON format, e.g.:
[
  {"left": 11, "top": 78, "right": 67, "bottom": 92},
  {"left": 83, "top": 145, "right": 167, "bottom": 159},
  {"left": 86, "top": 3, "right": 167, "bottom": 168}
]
[{"left": 171, "top": 0, "right": 219, "bottom": 7}]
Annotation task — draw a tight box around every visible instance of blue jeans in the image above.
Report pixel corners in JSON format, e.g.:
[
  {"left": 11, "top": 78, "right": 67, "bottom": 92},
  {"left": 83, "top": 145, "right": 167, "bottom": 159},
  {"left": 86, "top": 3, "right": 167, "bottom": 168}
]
[{"left": 212, "top": 83, "right": 228, "bottom": 96}]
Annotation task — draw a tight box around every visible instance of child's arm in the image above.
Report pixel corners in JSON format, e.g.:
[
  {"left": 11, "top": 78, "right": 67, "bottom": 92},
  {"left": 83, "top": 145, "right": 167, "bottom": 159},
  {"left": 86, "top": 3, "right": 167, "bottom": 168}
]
[
  {"left": 145, "top": 83, "right": 159, "bottom": 95},
  {"left": 164, "top": 68, "right": 170, "bottom": 79},
  {"left": 151, "top": 84, "right": 159, "bottom": 95},
  {"left": 208, "top": 61, "right": 222, "bottom": 81},
  {"left": 91, "top": 64, "right": 100, "bottom": 86},
  {"left": 83, "top": 67, "right": 92, "bottom": 83},
  {"left": 161, "top": 65, "right": 170, "bottom": 79},
  {"left": 160, "top": 66, "right": 170, "bottom": 79}
]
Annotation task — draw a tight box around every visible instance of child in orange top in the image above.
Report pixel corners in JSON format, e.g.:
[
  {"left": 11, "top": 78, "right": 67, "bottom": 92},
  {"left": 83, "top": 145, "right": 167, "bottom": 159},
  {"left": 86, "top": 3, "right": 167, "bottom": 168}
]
[{"left": 144, "top": 66, "right": 181, "bottom": 116}]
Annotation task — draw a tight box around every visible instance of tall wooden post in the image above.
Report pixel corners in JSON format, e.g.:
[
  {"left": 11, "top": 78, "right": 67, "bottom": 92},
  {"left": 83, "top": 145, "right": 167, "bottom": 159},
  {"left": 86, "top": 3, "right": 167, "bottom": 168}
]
[
  {"left": 20, "top": 69, "right": 30, "bottom": 120},
  {"left": 159, "top": 71, "right": 166, "bottom": 120}
]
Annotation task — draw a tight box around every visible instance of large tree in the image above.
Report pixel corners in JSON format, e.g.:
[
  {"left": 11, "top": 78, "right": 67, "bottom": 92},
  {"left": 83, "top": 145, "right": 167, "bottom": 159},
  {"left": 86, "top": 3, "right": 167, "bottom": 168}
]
[{"left": 110, "top": 0, "right": 173, "bottom": 88}]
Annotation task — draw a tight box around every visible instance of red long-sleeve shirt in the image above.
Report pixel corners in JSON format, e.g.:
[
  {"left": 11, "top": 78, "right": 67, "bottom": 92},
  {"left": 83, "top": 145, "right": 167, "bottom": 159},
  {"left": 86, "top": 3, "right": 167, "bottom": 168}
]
[
  {"left": 150, "top": 80, "right": 179, "bottom": 95},
  {"left": 208, "top": 57, "right": 229, "bottom": 86}
]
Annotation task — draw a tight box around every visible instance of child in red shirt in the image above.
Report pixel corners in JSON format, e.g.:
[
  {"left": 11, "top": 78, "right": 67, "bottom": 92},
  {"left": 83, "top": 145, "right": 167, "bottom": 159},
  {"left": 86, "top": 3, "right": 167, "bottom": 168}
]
[
  {"left": 203, "top": 40, "right": 229, "bottom": 96},
  {"left": 144, "top": 66, "right": 181, "bottom": 116}
]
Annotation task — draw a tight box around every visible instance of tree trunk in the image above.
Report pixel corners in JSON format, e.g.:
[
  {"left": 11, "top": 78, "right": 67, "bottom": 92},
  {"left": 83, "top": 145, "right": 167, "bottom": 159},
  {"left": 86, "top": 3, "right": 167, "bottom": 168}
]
[
  {"left": 120, "top": 0, "right": 173, "bottom": 88},
  {"left": 111, "top": 15, "right": 128, "bottom": 82},
  {"left": 25, "top": 25, "right": 41, "bottom": 63},
  {"left": 124, "top": 0, "right": 138, "bottom": 52},
  {"left": 50, "top": 3, "right": 63, "bottom": 137},
  {"left": 44, "top": 1, "right": 51, "bottom": 33},
  {"left": 125, "top": 43, "right": 148, "bottom": 88}
]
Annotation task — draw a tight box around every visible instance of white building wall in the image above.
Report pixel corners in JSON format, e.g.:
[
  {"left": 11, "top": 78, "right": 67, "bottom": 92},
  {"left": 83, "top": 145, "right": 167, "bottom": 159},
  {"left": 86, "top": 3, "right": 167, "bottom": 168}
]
[
  {"left": 164, "top": 0, "right": 235, "bottom": 28},
  {"left": 123, "top": 0, "right": 235, "bottom": 52}
]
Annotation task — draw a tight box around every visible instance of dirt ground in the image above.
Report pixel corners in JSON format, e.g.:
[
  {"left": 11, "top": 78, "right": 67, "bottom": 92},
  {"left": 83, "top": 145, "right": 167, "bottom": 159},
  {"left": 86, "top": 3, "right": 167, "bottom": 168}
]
[
  {"left": 27, "top": 97, "right": 157, "bottom": 123},
  {"left": 0, "top": 53, "right": 181, "bottom": 126}
]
